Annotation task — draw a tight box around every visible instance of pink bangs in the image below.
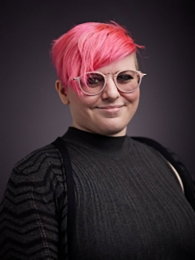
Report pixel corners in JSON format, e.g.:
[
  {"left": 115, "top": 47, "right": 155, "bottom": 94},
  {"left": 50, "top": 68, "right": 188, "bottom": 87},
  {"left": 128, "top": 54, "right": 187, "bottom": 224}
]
[{"left": 51, "top": 21, "right": 144, "bottom": 95}]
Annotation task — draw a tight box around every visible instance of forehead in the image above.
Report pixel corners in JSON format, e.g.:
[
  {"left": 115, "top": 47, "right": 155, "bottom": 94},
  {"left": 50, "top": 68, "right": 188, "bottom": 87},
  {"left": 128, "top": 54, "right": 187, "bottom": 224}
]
[{"left": 96, "top": 53, "right": 137, "bottom": 74}]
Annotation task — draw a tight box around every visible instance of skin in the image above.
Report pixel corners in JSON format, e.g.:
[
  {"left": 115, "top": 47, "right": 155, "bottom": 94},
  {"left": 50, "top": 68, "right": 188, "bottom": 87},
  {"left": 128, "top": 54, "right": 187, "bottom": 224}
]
[{"left": 56, "top": 53, "right": 140, "bottom": 137}]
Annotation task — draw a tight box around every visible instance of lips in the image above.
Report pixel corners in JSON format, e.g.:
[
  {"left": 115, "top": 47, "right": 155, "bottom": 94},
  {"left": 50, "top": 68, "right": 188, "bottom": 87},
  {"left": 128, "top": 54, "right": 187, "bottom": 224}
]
[
  {"left": 96, "top": 105, "right": 124, "bottom": 113},
  {"left": 97, "top": 105, "right": 124, "bottom": 109}
]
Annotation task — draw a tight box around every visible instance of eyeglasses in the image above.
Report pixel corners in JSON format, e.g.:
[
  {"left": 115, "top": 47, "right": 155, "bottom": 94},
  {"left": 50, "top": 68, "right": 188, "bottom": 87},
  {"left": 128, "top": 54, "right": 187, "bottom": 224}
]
[{"left": 73, "top": 70, "right": 146, "bottom": 96}]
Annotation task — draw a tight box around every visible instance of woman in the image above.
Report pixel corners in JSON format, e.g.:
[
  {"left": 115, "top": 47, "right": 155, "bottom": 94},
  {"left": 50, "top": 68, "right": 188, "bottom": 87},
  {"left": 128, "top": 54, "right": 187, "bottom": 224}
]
[{"left": 0, "top": 21, "right": 195, "bottom": 259}]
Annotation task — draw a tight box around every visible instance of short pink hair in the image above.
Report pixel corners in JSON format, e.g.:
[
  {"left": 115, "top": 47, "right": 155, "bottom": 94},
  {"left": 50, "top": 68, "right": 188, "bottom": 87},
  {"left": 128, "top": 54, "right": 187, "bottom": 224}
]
[{"left": 51, "top": 21, "right": 143, "bottom": 94}]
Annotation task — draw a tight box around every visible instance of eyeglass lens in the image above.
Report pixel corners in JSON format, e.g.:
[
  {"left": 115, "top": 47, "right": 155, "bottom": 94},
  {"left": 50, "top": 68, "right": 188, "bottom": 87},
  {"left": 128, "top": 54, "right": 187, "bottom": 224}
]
[{"left": 79, "top": 70, "right": 141, "bottom": 94}]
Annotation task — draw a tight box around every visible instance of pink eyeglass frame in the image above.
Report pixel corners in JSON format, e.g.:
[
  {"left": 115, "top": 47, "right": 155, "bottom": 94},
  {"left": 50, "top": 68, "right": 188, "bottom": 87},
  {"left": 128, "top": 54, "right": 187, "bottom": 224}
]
[{"left": 73, "top": 70, "right": 146, "bottom": 96}]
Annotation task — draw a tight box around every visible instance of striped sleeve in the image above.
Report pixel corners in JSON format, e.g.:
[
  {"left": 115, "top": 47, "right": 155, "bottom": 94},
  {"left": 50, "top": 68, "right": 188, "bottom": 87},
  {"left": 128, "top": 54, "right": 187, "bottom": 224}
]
[{"left": 0, "top": 145, "right": 68, "bottom": 259}]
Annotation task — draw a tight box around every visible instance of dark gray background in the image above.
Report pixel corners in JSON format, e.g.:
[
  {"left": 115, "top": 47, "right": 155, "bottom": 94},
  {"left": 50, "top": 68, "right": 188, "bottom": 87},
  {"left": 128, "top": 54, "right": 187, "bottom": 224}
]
[{"left": 0, "top": 0, "right": 194, "bottom": 200}]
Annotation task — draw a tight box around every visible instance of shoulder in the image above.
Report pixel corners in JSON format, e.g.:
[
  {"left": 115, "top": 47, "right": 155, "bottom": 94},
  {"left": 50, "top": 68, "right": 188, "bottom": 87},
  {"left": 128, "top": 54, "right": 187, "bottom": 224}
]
[
  {"left": 130, "top": 136, "right": 161, "bottom": 156},
  {"left": 8, "top": 143, "right": 66, "bottom": 193},
  {"left": 130, "top": 136, "right": 188, "bottom": 172},
  {"left": 14, "top": 143, "right": 61, "bottom": 171},
  {"left": 130, "top": 136, "right": 176, "bottom": 159},
  {"left": 1, "top": 142, "right": 67, "bottom": 213},
  {"left": 130, "top": 136, "right": 195, "bottom": 210}
]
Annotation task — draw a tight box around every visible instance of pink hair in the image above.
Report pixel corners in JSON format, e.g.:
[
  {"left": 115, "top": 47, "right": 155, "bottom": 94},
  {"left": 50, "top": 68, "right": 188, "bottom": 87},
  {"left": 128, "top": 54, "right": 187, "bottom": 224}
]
[{"left": 51, "top": 21, "right": 143, "bottom": 95}]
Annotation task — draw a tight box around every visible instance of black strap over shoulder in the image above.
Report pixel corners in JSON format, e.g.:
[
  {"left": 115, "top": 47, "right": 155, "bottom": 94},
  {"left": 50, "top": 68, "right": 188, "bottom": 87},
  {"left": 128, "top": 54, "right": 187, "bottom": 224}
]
[
  {"left": 132, "top": 137, "right": 195, "bottom": 211},
  {"left": 52, "top": 137, "right": 75, "bottom": 259}
]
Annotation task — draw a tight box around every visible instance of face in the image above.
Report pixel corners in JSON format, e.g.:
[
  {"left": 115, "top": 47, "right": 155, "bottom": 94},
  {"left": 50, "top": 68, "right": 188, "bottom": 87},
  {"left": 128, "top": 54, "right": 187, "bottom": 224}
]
[{"left": 57, "top": 54, "right": 140, "bottom": 137}]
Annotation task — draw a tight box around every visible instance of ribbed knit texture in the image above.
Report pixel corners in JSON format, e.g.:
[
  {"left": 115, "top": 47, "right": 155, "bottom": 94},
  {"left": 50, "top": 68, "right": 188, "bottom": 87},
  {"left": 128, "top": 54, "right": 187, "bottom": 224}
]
[{"left": 0, "top": 127, "right": 195, "bottom": 259}]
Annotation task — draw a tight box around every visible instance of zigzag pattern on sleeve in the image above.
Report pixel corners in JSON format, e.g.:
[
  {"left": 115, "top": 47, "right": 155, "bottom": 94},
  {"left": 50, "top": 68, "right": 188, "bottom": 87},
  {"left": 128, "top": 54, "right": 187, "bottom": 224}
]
[{"left": 0, "top": 144, "right": 68, "bottom": 260}]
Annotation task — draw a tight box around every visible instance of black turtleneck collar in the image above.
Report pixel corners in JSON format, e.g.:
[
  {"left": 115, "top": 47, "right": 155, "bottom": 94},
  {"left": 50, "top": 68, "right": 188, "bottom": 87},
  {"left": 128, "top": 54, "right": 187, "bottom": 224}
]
[{"left": 62, "top": 127, "right": 131, "bottom": 153}]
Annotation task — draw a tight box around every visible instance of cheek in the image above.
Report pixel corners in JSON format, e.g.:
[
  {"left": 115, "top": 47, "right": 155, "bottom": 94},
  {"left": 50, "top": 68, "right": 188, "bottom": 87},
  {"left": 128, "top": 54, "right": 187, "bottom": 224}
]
[
  {"left": 122, "top": 89, "right": 140, "bottom": 103},
  {"left": 78, "top": 95, "right": 100, "bottom": 108},
  {"left": 69, "top": 95, "right": 99, "bottom": 116}
]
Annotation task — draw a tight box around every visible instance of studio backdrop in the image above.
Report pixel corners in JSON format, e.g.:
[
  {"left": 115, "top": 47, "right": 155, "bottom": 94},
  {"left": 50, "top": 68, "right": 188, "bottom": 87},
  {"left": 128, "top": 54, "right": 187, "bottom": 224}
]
[{"left": 0, "top": 0, "right": 194, "bottom": 200}]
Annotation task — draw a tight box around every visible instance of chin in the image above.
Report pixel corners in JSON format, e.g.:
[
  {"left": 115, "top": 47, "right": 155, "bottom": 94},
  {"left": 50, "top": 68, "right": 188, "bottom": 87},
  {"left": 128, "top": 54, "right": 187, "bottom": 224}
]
[{"left": 96, "top": 118, "right": 131, "bottom": 136}]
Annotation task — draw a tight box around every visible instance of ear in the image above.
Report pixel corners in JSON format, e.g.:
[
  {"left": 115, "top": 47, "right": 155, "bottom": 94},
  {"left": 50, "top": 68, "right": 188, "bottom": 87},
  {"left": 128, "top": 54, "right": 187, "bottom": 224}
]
[{"left": 55, "top": 80, "right": 70, "bottom": 105}]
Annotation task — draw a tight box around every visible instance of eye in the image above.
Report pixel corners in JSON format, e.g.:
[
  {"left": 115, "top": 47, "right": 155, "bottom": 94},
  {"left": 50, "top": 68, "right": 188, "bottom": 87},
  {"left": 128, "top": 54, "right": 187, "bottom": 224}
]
[
  {"left": 118, "top": 74, "right": 132, "bottom": 80},
  {"left": 117, "top": 72, "right": 133, "bottom": 84},
  {"left": 87, "top": 76, "right": 100, "bottom": 84},
  {"left": 117, "top": 71, "right": 140, "bottom": 84},
  {"left": 86, "top": 73, "right": 104, "bottom": 87}
]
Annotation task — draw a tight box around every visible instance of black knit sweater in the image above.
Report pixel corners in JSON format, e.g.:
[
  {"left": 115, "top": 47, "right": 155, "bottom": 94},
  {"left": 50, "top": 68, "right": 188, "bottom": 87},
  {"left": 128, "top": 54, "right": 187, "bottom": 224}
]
[{"left": 0, "top": 127, "right": 195, "bottom": 259}]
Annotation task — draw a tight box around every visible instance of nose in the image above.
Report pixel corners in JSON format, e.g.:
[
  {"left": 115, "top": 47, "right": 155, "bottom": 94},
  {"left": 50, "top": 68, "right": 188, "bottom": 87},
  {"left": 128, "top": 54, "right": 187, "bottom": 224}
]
[{"left": 101, "top": 75, "right": 120, "bottom": 100}]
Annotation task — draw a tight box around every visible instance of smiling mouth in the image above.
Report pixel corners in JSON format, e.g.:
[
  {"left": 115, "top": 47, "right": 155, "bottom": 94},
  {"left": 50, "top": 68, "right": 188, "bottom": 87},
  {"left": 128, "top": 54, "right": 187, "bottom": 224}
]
[
  {"left": 97, "top": 105, "right": 124, "bottom": 109},
  {"left": 96, "top": 105, "right": 124, "bottom": 112}
]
